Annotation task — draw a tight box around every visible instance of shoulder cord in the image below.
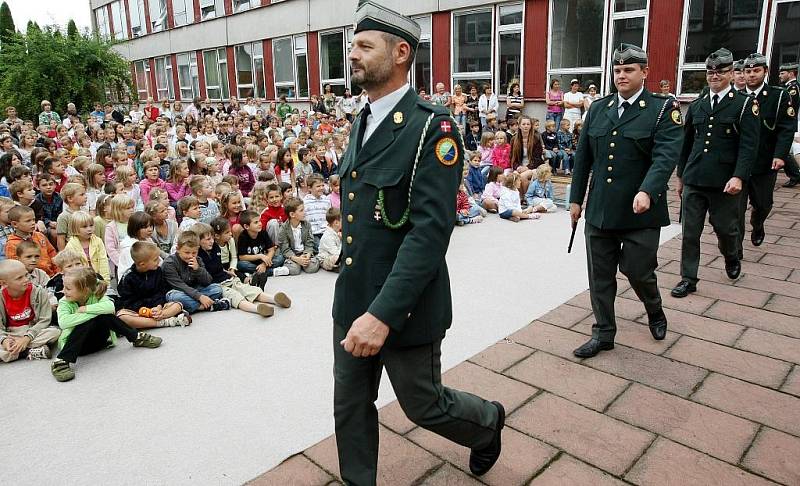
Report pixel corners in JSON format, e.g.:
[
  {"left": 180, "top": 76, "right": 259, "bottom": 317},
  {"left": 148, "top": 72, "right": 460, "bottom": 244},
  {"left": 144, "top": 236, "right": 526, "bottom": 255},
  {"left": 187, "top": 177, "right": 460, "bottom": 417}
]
[
  {"left": 762, "top": 90, "right": 783, "bottom": 131},
  {"left": 654, "top": 97, "right": 672, "bottom": 128},
  {"left": 377, "top": 112, "right": 437, "bottom": 229},
  {"left": 735, "top": 96, "right": 750, "bottom": 134}
]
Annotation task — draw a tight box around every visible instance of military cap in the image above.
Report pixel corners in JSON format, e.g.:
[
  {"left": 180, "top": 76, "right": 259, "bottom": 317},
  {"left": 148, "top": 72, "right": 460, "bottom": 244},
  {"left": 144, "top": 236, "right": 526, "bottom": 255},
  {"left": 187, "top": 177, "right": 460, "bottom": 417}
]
[
  {"left": 743, "top": 53, "right": 768, "bottom": 69},
  {"left": 354, "top": 0, "right": 421, "bottom": 50},
  {"left": 612, "top": 43, "right": 648, "bottom": 65},
  {"left": 778, "top": 62, "right": 798, "bottom": 72},
  {"left": 705, "top": 48, "right": 733, "bottom": 70},
  {"left": 733, "top": 59, "right": 745, "bottom": 71}
]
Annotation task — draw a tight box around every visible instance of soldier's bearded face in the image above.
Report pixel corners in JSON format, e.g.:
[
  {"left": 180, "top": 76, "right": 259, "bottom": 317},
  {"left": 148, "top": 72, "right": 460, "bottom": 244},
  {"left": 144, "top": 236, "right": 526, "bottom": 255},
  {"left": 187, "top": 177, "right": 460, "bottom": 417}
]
[
  {"left": 350, "top": 32, "right": 394, "bottom": 90},
  {"left": 744, "top": 67, "right": 767, "bottom": 89}
]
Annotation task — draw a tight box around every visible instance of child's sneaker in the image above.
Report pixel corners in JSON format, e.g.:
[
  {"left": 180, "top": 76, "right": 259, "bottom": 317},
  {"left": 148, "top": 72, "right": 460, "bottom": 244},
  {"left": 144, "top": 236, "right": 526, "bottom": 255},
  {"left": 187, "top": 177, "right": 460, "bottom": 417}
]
[
  {"left": 256, "top": 303, "right": 275, "bottom": 317},
  {"left": 272, "top": 266, "right": 291, "bottom": 277},
  {"left": 273, "top": 292, "right": 292, "bottom": 308},
  {"left": 470, "top": 216, "right": 484, "bottom": 224},
  {"left": 133, "top": 332, "right": 162, "bottom": 348},
  {"left": 156, "top": 313, "right": 191, "bottom": 327},
  {"left": 51, "top": 359, "right": 74, "bottom": 382},
  {"left": 211, "top": 298, "right": 232, "bottom": 312},
  {"left": 27, "top": 345, "right": 51, "bottom": 360},
  {"left": 478, "top": 207, "right": 488, "bottom": 217}
]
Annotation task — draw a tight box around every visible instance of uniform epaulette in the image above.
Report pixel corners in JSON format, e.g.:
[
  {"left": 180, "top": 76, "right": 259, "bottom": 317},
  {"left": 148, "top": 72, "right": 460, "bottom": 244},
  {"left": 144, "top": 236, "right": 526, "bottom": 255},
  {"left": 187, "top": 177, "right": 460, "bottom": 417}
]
[
  {"left": 416, "top": 99, "right": 449, "bottom": 115},
  {"left": 652, "top": 92, "right": 669, "bottom": 98}
]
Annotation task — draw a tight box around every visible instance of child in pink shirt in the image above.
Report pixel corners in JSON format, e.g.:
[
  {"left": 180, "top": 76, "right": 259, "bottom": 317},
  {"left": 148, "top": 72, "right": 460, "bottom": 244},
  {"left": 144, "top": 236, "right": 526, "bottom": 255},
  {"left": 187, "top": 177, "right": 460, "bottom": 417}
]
[
  {"left": 491, "top": 131, "right": 511, "bottom": 171},
  {"left": 164, "top": 159, "right": 191, "bottom": 205}
]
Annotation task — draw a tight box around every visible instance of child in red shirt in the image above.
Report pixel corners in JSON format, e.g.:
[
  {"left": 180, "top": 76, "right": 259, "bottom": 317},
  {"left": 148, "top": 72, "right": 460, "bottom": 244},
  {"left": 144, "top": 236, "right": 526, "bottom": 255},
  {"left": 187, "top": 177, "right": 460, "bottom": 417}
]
[{"left": 259, "top": 184, "right": 287, "bottom": 244}]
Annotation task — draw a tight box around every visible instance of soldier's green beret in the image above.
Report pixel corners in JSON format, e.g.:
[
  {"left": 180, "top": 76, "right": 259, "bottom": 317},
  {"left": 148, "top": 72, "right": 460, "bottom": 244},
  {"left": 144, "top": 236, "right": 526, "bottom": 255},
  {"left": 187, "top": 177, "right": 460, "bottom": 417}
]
[
  {"left": 733, "top": 59, "right": 745, "bottom": 71},
  {"left": 779, "top": 63, "right": 798, "bottom": 72},
  {"left": 706, "top": 48, "right": 733, "bottom": 70},
  {"left": 612, "top": 43, "right": 648, "bottom": 65},
  {"left": 744, "top": 53, "right": 768, "bottom": 69},
  {"left": 354, "top": 1, "right": 421, "bottom": 50}
]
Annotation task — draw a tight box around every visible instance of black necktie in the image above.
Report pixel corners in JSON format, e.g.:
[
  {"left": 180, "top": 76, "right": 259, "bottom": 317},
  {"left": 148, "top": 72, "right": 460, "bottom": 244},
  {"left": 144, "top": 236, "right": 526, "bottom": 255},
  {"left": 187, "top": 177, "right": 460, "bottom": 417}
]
[
  {"left": 712, "top": 94, "right": 719, "bottom": 110},
  {"left": 355, "top": 103, "right": 371, "bottom": 151},
  {"left": 619, "top": 101, "right": 630, "bottom": 118}
]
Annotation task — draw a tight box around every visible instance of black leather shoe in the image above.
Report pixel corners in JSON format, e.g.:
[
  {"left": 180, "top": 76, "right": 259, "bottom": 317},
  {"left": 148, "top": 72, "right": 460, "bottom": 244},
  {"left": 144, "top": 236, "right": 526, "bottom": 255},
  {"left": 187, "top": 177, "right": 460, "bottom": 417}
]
[
  {"left": 469, "top": 401, "right": 505, "bottom": 476},
  {"left": 573, "top": 338, "right": 614, "bottom": 358},
  {"left": 725, "top": 259, "right": 741, "bottom": 279},
  {"left": 783, "top": 178, "right": 799, "bottom": 188},
  {"left": 648, "top": 309, "right": 668, "bottom": 341},
  {"left": 671, "top": 279, "right": 696, "bottom": 298},
  {"left": 751, "top": 227, "right": 765, "bottom": 246}
]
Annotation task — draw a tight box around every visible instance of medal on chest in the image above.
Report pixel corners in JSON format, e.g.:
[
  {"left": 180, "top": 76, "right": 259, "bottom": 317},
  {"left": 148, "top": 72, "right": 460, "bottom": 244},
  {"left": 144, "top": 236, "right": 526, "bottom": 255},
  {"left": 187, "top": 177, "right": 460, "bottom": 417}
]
[{"left": 374, "top": 203, "right": 382, "bottom": 222}]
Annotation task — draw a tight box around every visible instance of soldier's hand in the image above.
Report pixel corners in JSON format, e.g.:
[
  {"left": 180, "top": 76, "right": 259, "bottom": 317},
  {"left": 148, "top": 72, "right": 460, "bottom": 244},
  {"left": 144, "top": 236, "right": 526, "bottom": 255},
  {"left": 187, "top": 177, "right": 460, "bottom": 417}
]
[
  {"left": 341, "top": 312, "right": 390, "bottom": 358},
  {"left": 724, "top": 177, "right": 743, "bottom": 195},
  {"left": 633, "top": 192, "right": 651, "bottom": 214},
  {"left": 569, "top": 203, "right": 582, "bottom": 224},
  {"left": 675, "top": 178, "right": 683, "bottom": 199},
  {"left": 772, "top": 158, "right": 785, "bottom": 170}
]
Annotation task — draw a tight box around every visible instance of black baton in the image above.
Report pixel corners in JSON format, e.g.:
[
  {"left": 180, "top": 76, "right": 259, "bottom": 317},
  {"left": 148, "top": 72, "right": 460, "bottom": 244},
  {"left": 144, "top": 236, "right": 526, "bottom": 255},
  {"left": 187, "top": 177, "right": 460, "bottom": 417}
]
[{"left": 568, "top": 221, "right": 577, "bottom": 253}]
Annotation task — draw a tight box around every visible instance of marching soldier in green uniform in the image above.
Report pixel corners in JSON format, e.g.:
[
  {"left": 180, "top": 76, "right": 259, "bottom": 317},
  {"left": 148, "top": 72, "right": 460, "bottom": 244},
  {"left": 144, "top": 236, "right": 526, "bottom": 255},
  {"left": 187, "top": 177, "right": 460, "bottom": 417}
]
[
  {"left": 739, "top": 53, "right": 796, "bottom": 249},
  {"left": 671, "top": 49, "right": 760, "bottom": 298},
  {"left": 733, "top": 59, "right": 748, "bottom": 92},
  {"left": 332, "top": 2, "right": 504, "bottom": 484},
  {"left": 778, "top": 62, "right": 799, "bottom": 188},
  {"left": 569, "top": 44, "right": 683, "bottom": 358}
]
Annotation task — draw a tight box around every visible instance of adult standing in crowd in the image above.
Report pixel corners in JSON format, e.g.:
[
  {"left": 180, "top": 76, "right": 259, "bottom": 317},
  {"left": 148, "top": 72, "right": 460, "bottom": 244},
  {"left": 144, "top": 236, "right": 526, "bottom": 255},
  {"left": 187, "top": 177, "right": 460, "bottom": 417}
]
[
  {"left": 505, "top": 82, "right": 524, "bottom": 121},
  {"left": 38, "top": 100, "right": 61, "bottom": 127},
  {"left": 143, "top": 97, "right": 160, "bottom": 122},
  {"left": 478, "top": 84, "right": 498, "bottom": 130},
  {"left": 562, "top": 79, "right": 584, "bottom": 129},
  {"left": 451, "top": 84, "right": 467, "bottom": 128},
  {"left": 569, "top": 44, "right": 682, "bottom": 358},
  {"left": 310, "top": 94, "right": 326, "bottom": 115},
  {"left": 430, "top": 82, "right": 451, "bottom": 110},
  {"left": 671, "top": 48, "right": 759, "bottom": 299},
  {"left": 739, "top": 53, "right": 795, "bottom": 248},
  {"left": 337, "top": 89, "right": 358, "bottom": 122},
  {"left": 323, "top": 84, "right": 338, "bottom": 115},
  {"left": 465, "top": 85, "right": 480, "bottom": 126},
  {"left": 3, "top": 106, "right": 23, "bottom": 139},
  {"left": 582, "top": 83, "right": 600, "bottom": 120},
  {"left": 545, "top": 79, "right": 564, "bottom": 129},
  {"left": 334, "top": 2, "right": 505, "bottom": 483},
  {"left": 778, "top": 62, "right": 799, "bottom": 187}
]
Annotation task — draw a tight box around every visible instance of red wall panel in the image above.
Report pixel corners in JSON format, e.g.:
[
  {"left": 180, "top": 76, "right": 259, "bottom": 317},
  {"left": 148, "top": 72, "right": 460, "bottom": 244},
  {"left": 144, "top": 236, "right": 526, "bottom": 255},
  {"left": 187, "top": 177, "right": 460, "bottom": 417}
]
[
  {"left": 165, "top": 0, "right": 175, "bottom": 29},
  {"left": 193, "top": 0, "right": 201, "bottom": 23},
  {"left": 196, "top": 50, "right": 207, "bottom": 97},
  {"left": 307, "top": 31, "right": 321, "bottom": 97},
  {"left": 171, "top": 54, "right": 180, "bottom": 101},
  {"left": 524, "top": 0, "right": 548, "bottom": 99},
  {"left": 431, "top": 12, "right": 451, "bottom": 91},
  {"left": 262, "top": 39, "right": 275, "bottom": 100},
  {"left": 224, "top": 0, "right": 233, "bottom": 16},
  {"left": 226, "top": 46, "right": 237, "bottom": 99},
  {"left": 123, "top": 0, "right": 133, "bottom": 38},
  {"left": 143, "top": 0, "right": 152, "bottom": 34},
  {"left": 148, "top": 58, "right": 158, "bottom": 100},
  {"left": 646, "top": 0, "right": 684, "bottom": 92}
]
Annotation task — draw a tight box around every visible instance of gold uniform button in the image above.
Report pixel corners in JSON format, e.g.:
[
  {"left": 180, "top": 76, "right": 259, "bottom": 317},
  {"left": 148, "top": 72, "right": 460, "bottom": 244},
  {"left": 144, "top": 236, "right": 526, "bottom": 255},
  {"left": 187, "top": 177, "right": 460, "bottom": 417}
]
[
  {"left": 703, "top": 148, "right": 708, "bottom": 153},
  {"left": 608, "top": 155, "right": 614, "bottom": 160},
  {"left": 710, "top": 116, "right": 714, "bottom": 120},
  {"left": 607, "top": 166, "right": 613, "bottom": 172},
  {"left": 705, "top": 141, "right": 710, "bottom": 145},
  {"left": 351, "top": 171, "right": 357, "bottom": 179},
  {"left": 606, "top": 178, "right": 612, "bottom": 183},
  {"left": 609, "top": 142, "right": 615, "bottom": 148},
  {"left": 346, "top": 236, "right": 353, "bottom": 244},
  {"left": 612, "top": 130, "right": 618, "bottom": 136},
  {"left": 347, "top": 214, "right": 354, "bottom": 223},
  {"left": 348, "top": 192, "right": 355, "bottom": 201},
  {"left": 706, "top": 132, "right": 711, "bottom": 136},
  {"left": 345, "top": 257, "right": 352, "bottom": 266},
  {"left": 708, "top": 124, "right": 713, "bottom": 129}
]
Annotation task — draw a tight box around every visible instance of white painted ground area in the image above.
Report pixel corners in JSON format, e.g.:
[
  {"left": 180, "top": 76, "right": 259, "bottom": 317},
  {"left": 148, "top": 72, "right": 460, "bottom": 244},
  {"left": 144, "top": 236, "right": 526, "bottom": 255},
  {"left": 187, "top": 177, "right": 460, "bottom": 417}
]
[{"left": 0, "top": 212, "right": 680, "bottom": 485}]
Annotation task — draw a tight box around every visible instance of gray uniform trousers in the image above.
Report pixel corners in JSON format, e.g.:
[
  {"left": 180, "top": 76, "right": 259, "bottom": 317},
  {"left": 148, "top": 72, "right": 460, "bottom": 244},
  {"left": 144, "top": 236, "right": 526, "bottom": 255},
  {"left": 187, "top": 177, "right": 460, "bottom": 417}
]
[
  {"left": 680, "top": 185, "right": 742, "bottom": 284},
  {"left": 585, "top": 222, "right": 663, "bottom": 343},
  {"left": 737, "top": 171, "right": 778, "bottom": 258},
  {"left": 333, "top": 324, "right": 499, "bottom": 486}
]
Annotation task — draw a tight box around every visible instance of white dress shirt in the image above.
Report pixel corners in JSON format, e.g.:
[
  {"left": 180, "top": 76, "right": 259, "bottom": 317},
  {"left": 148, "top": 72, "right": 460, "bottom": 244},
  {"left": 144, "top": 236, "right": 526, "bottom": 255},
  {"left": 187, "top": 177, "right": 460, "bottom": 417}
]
[
  {"left": 709, "top": 84, "right": 732, "bottom": 109},
  {"left": 617, "top": 86, "right": 645, "bottom": 117},
  {"left": 746, "top": 83, "right": 766, "bottom": 97},
  {"left": 363, "top": 83, "right": 410, "bottom": 145}
]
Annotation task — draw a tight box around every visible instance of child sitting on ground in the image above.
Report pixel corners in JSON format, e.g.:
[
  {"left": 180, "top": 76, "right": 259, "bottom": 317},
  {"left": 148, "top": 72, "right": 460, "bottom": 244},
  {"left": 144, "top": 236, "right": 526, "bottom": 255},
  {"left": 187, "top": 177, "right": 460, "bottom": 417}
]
[
  {"left": 259, "top": 184, "right": 287, "bottom": 244},
  {"left": 464, "top": 151, "right": 487, "bottom": 200},
  {"left": 17, "top": 240, "right": 54, "bottom": 289},
  {"left": 318, "top": 207, "right": 342, "bottom": 272},
  {"left": 277, "top": 197, "right": 320, "bottom": 275},
  {"left": 116, "top": 241, "right": 190, "bottom": 328},
  {"left": 491, "top": 130, "right": 511, "bottom": 172},
  {"left": 499, "top": 172, "right": 539, "bottom": 222},
  {"left": 51, "top": 267, "right": 162, "bottom": 382},
  {"left": 8, "top": 179, "right": 45, "bottom": 230},
  {"left": 0, "top": 260, "right": 61, "bottom": 363},
  {"left": 456, "top": 182, "right": 484, "bottom": 225},
  {"left": 237, "top": 210, "right": 289, "bottom": 281},
  {"left": 55, "top": 183, "right": 88, "bottom": 250},
  {"left": 64, "top": 211, "right": 111, "bottom": 282},
  {"left": 190, "top": 175, "right": 220, "bottom": 224},
  {"left": 481, "top": 167, "right": 504, "bottom": 213},
  {"left": 163, "top": 231, "right": 230, "bottom": 314},
  {"left": 328, "top": 174, "right": 341, "bottom": 209},
  {"left": 5, "top": 205, "right": 58, "bottom": 276},
  {"left": 302, "top": 174, "right": 331, "bottom": 247},
  {"left": 117, "top": 211, "right": 156, "bottom": 277},
  {"left": 193, "top": 222, "right": 291, "bottom": 317},
  {"left": 525, "top": 164, "right": 557, "bottom": 213},
  {"left": 35, "top": 174, "right": 62, "bottom": 244},
  {"left": 46, "top": 249, "right": 88, "bottom": 304}
]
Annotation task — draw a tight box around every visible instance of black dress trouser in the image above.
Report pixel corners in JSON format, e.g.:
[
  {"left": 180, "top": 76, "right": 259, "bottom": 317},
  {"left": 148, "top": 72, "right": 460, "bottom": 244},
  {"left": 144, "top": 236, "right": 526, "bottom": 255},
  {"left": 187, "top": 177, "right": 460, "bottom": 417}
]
[{"left": 57, "top": 314, "right": 138, "bottom": 363}]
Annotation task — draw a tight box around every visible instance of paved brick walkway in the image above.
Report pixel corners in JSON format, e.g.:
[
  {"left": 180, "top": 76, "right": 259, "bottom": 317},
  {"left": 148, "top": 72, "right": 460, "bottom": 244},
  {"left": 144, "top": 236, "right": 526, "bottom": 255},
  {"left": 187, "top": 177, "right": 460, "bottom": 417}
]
[{"left": 251, "top": 176, "right": 800, "bottom": 486}]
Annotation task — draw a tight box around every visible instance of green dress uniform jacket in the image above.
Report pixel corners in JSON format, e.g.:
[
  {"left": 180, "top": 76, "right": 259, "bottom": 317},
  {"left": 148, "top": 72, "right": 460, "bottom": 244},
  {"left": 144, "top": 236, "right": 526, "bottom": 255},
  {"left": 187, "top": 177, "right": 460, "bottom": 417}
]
[
  {"left": 785, "top": 79, "right": 798, "bottom": 114},
  {"left": 678, "top": 89, "right": 760, "bottom": 187},
  {"left": 750, "top": 85, "right": 795, "bottom": 175},
  {"left": 332, "top": 88, "right": 464, "bottom": 348},
  {"left": 569, "top": 90, "right": 683, "bottom": 229}
]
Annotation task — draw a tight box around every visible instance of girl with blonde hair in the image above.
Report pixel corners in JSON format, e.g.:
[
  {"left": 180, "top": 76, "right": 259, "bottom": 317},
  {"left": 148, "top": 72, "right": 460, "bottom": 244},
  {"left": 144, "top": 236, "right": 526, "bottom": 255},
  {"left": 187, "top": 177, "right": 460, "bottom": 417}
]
[{"left": 65, "top": 211, "right": 110, "bottom": 281}]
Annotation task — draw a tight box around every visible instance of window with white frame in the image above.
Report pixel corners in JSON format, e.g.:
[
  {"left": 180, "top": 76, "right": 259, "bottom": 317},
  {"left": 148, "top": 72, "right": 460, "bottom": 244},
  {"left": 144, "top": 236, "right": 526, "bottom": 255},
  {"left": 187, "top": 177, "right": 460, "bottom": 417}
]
[
  {"left": 203, "top": 48, "right": 230, "bottom": 101},
  {"left": 149, "top": 0, "right": 167, "bottom": 32},
  {"left": 452, "top": 9, "right": 493, "bottom": 95},
  {"left": 233, "top": 0, "right": 258, "bottom": 13},
  {"left": 497, "top": 3, "right": 523, "bottom": 96},
  {"left": 274, "top": 37, "right": 295, "bottom": 98},
  {"left": 294, "top": 35, "right": 309, "bottom": 98},
  {"left": 606, "top": 1, "right": 649, "bottom": 93},
  {"left": 95, "top": 7, "right": 110, "bottom": 40},
  {"left": 134, "top": 60, "right": 151, "bottom": 100},
  {"left": 320, "top": 30, "right": 346, "bottom": 95},
  {"left": 678, "top": 0, "right": 765, "bottom": 95},
  {"left": 110, "top": 1, "right": 127, "bottom": 40},
  {"left": 176, "top": 52, "right": 200, "bottom": 101},
  {"left": 412, "top": 16, "right": 432, "bottom": 95},
  {"left": 128, "top": 0, "right": 146, "bottom": 37},
  {"left": 235, "top": 42, "right": 265, "bottom": 99},
  {"left": 548, "top": 0, "right": 606, "bottom": 93},
  {"left": 155, "top": 56, "right": 174, "bottom": 100},
  {"left": 200, "top": 0, "right": 225, "bottom": 20},
  {"left": 172, "top": 0, "right": 192, "bottom": 27},
  {"left": 768, "top": 0, "right": 800, "bottom": 82}
]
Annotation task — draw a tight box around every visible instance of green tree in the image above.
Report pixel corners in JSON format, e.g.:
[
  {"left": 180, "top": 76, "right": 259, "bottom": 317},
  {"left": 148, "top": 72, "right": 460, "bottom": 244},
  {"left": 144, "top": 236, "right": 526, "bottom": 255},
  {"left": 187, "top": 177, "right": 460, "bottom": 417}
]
[
  {"left": 67, "top": 19, "right": 78, "bottom": 40},
  {"left": 25, "top": 20, "right": 39, "bottom": 36},
  {"left": 0, "top": 25, "right": 133, "bottom": 121},
  {"left": 0, "top": 1, "right": 15, "bottom": 46}
]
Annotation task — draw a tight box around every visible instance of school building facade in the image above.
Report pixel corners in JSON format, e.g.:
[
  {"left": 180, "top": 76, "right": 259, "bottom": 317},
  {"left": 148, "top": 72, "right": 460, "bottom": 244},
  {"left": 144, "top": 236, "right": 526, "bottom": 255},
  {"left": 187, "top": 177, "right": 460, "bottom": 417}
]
[{"left": 90, "top": 0, "right": 799, "bottom": 115}]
